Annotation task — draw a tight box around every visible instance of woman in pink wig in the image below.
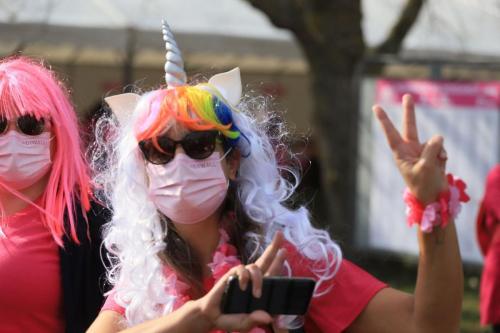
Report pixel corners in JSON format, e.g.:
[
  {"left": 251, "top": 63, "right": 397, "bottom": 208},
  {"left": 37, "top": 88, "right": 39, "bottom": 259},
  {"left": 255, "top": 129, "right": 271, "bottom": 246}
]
[{"left": 0, "top": 56, "right": 109, "bottom": 333}]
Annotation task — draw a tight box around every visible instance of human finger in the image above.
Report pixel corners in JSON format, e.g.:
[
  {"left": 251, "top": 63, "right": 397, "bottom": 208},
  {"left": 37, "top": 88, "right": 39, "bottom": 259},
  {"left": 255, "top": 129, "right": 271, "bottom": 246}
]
[
  {"left": 204, "top": 265, "right": 246, "bottom": 309},
  {"left": 246, "top": 263, "right": 263, "bottom": 298},
  {"left": 373, "top": 105, "right": 404, "bottom": 150},
  {"left": 401, "top": 94, "right": 419, "bottom": 143},
  {"left": 255, "top": 230, "right": 284, "bottom": 273},
  {"left": 438, "top": 147, "right": 447, "bottom": 161},
  {"left": 240, "top": 311, "right": 273, "bottom": 332},
  {"left": 265, "top": 248, "right": 287, "bottom": 276},
  {"left": 421, "top": 135, "right": 444, "bottom": 165},
  {"left": 217, "top": 310, "right": 272, "bottom": 332},
  {"left": 437, "top": 146, "right": 448, "bottom": 173},
  {"left": 235, "top": 265, "right": 250, "bottom": 291}
]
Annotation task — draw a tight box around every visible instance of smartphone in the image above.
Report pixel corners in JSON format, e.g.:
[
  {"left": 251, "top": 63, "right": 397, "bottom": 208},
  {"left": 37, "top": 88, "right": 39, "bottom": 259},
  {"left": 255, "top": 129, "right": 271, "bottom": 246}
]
[{"left": 221, "top": 276, "right": 316, "bottom": 315}]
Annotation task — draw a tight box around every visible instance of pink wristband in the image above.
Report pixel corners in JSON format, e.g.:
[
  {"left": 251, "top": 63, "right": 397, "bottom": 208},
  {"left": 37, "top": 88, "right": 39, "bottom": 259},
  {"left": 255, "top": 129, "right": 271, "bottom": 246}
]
[{"left": 403, "top": 174, "right": 470, "bottom": 233}]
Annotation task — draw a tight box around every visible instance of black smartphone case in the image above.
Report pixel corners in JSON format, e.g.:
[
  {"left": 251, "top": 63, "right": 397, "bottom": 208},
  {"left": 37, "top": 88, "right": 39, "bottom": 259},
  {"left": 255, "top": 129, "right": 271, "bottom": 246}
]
[{"left": 221, "top": 276, "right": 316, "bottom": 315}]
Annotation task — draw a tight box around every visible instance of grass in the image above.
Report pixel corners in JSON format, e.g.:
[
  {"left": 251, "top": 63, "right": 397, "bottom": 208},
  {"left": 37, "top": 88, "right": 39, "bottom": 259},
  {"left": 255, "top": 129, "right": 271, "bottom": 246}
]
[{"left": 349, "top": 251, "right": 491, "bottom": 333}]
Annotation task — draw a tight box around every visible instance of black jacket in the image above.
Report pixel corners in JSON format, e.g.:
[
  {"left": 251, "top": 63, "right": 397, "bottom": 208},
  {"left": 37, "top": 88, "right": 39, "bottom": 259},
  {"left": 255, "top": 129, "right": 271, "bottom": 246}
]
[{"left": 59, "top": 201, "right": 111, "bottom": 333}]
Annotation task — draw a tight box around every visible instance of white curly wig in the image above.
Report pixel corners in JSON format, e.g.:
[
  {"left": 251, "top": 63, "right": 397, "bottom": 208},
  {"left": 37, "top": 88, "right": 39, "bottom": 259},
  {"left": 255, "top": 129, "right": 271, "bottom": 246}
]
[{"left": 92, "top": 74, "right": 342, "bottom": 327}]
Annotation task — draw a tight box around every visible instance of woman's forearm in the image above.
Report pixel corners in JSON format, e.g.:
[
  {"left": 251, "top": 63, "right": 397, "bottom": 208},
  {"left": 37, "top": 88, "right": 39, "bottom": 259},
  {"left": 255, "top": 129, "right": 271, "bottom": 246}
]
[
  {"left": 107, "top": 301, "right": 213, "bottom": 333},
  {"left": 413, "top": 221, "right": 463, "bottom": 332}
]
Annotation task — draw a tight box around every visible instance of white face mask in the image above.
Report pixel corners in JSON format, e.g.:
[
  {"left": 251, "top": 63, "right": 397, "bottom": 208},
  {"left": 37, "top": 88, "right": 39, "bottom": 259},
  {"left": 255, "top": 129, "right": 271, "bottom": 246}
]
[
  {"left": 147, "top": 152, "right": 229, "bottom": 224},
  {"left": 0, "top": 131, "right": 52, "bottom": 190}
]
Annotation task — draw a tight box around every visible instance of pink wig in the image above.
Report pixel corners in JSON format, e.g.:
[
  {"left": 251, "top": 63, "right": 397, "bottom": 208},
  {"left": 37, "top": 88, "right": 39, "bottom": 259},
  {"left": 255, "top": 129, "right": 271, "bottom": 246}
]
[{"left": 0, "top": 56, "right": 91, "bottom": 246}]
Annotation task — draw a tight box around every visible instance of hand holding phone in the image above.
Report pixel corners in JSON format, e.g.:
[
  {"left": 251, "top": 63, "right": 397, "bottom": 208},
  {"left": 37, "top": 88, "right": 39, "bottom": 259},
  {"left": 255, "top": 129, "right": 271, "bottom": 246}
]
[
  {"left": 221, "top": 276, "right": 315, "bottom": 315},
  {"left": 195, "top": 232, "right": 292, "bottom": 332}
]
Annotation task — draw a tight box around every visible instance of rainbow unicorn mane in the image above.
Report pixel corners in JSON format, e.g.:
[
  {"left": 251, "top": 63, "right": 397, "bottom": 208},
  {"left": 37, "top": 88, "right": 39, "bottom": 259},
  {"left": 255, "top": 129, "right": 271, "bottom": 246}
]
[{"left": 135, "top": 86, "right": 245, "bottom": 152}]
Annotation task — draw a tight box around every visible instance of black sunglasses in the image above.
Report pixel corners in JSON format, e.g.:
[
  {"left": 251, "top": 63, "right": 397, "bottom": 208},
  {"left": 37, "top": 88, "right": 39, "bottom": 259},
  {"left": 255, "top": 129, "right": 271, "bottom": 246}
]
[
  {"left": 139, "top": 130, "right": 221, "bottom": 165},
  {"left": 0, "top": 115, "right": 46, "bottom": 136}
]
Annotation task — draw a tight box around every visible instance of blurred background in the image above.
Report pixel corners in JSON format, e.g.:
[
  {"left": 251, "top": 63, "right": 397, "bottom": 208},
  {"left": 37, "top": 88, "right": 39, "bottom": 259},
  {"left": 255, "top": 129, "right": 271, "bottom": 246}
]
[{"left": 1, "top": 0, "right": 499, "bottom": 331}]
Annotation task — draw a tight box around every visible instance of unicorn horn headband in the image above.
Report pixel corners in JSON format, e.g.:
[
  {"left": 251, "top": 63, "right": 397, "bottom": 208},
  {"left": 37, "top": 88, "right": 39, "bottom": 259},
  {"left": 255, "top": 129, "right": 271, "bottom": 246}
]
[
  {"left": 105, "top": 19, "right": 242, "bottom": 124},
  {"left": 162, "top": 20, "right": 187, "bottom": 87}
]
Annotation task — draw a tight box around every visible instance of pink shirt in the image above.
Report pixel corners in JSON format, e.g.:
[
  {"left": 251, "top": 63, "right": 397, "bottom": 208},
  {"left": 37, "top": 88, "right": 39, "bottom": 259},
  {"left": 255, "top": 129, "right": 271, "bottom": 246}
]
[
  {"left": 0, "top": 203, "right": 64, "bottom": 333},
  {"left": 477, "top": 164, "right": 500, "bottom": 325},
  {"left": 283, "top": 242, "right": 387, "bottom": 332},
  {"left": 103, "top": 243, "right": 386, "bottom": 332}
]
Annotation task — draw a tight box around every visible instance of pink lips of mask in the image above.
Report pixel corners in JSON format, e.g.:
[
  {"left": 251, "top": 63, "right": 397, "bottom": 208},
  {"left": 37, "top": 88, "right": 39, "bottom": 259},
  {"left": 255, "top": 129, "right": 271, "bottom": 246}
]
[{"left": 147, "top": 152, "right": 229, "bottom": 224}]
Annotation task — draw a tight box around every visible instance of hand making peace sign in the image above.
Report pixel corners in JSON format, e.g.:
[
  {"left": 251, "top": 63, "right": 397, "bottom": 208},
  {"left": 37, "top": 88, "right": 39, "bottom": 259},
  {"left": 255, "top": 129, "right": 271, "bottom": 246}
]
[{"left": 373, "top": 94, "right": 449, "bottom": 205}]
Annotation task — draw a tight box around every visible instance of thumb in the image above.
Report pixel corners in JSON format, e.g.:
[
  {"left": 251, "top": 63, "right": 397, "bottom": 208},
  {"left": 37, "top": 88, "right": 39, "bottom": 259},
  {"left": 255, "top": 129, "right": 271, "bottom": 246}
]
[{"left": 421, "top": 135, "right": 444, "bottom": 165}]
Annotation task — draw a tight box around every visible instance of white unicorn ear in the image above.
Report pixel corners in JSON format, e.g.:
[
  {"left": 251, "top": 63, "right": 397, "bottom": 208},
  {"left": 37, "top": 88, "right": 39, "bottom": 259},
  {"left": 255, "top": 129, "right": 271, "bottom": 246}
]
[
  {"left": 208, "top": 67, "right": 242, "bottom": 106},
  {"left": 104, "top": 93, "right": 141, "bottom": 125}
]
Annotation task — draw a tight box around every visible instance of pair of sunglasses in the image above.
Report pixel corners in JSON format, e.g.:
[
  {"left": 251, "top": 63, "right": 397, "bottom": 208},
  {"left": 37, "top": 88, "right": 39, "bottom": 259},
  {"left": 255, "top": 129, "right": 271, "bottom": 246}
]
[
  {"left": 0, "top": 115, "right": 46, "bottom": 136},
  {"left": 139, "top": 130, "right": 221, "bottom": 165}
]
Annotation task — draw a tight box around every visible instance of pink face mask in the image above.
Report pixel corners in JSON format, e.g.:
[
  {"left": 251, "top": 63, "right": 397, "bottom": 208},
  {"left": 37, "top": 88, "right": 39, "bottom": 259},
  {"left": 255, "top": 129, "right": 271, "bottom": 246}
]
[
  {"left": 146, "top": 152, "right": 229, "bottom": 224},
  {"left": 0, "top": 131, "right": 52, "bottom": 190}
]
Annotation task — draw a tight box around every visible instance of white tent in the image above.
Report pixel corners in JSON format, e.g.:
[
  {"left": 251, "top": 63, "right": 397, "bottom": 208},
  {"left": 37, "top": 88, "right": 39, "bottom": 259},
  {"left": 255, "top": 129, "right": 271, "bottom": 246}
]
[
  {"left": 364, "top": 0, "right": 500, "bottom": 58},
  {"left": 0, "top": 0, "right": 305, "bottom": 71},
  {"left": 2, "top": 0, "right": 500, "bottom": 68},
  {"left": 0, "top": 0, "right": 312, "bottom": 127},
  {"left": 0, "top": 0, "right": 500, "bottom": 65}
]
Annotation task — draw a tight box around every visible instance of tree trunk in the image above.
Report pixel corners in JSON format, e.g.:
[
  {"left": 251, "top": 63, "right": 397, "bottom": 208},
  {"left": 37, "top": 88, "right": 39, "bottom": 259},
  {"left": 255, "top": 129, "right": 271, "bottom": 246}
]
[
  {"left": 247, "top": 0, "right": 424, "bottom": 252},
  {"left": 304, "top": 60, "right": 363, "bottom": 252},
  {"left": 293, "top": 3, "right": 365, "bottom": 250}
]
